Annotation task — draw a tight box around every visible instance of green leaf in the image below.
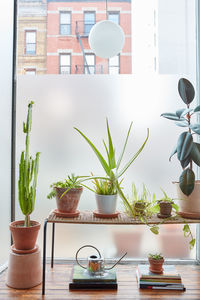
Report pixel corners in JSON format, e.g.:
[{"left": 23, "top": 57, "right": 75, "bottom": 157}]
[
  {"left": 180, "top": 156, "right": 191, "bottom": 168},
  {"left": 150, "top": 226, "right": 159, "bottom": 235},
  {"left": 74, "top": 127, "right": 110, "bottom": 176},
  {"left": 117, "top": 128, "right": 149, "bottom": 178},
  {"left": 183, "top": 224, "right": 190, "bottom": 233},
  {"left": 179, "top": 168, "right": 195, "bottom": 196},
  {"left": 116, "top": 122, "right": 133, "bottom": 170},
  {"left": 175, "top": 121, "right": 188, "bottom": 127},
  {"left": 172, "top": 203, "right": 179, "bottom": 212},
  {"left": 106, "top": 119, "right": 116, "bottom": 169},
  {"left": 180, "top": 108, "right": 193, "bottom": 117},
  {"left": 176, "top": 108, "right": 185, "bottom": 118},
  {"left": 161, "top": 113, "right": 184, "bottom": 121},
  {"left": 189, "top": 238, "right": 196, "bottom": 249},
  {"left": 178, "top": 78, "right": 195, "bottom": 105},
  {"left": 177, "top": 132, "right": 193, "bottom": 161},
  {"left": 190, "top": 142, "right": 200, "bottom": 167},
  {"left": 194, "top": 105, "right": 200, "bottom": 113},
  {"left": 189, "top": 123, "right": 200, "bottom": 135},
  {"left": 169, "top": 146, "right": 177, "bottom": 161}
]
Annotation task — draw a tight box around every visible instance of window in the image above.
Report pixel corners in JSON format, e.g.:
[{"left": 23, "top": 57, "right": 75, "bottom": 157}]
[
  {"left": 59, "top": 54, "right": 71, "bottom": 74},
  {"left": 25, "top": 68, "right": 36, "bottom": 75},
  {"left": 108, "top": 12, "right": 120, "bottom": 24},
  {"left": 25, "top": 31, "right": 36, "bottom": 55},
  {"left": 84, "top": 54, "right": 95, "bottom": 74},
  {"left": 109, "top": 55, "right": 120, "bottom": 74},
  {"left": 60, "top": 12, "right": 71, "bottom": 35},
  {"left": 84, "top": 12, "right": 95, "bottom": 36}
]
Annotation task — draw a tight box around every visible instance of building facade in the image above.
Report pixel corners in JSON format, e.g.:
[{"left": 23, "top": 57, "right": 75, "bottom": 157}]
[
  {"left": 46, "top": 0, "right": 132, "bottom": 74},
  {"left": 17, "top": 0, "right": 47, "bottom": 75}
]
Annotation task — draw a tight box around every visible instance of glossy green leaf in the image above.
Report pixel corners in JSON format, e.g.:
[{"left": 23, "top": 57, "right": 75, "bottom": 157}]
[
  {"left": 116, "top": 122, "right": 133, "bottom": 170},
  {"left": 180, "top": 155, "right": 191, "bottom": 168},
  {"left": 176, "top": 108, "right": 185, "bottom": 118},
  {"left": 194, "top": 105, "right": 200, "bottom": 113},
  {"left": 179, "top": 168, "right": 195, "bottom": 196},
  {"left": 189, "top": 238, "right": 196, "bottom": 250},
  {"left": 150, "top": 226, "right": 159, "bottom": 235},
  {"left": 190, "top": 142, "right": 200, "bottom": 167},
  {"left": 106, "top": 119, "right": 116, "bottom": 169},
  {"left": 161, "top": 113, "right": 184, "bottom": 121},
  {"left": 169, "top": 146, "right": 177, "bottom": 161},
  {"left": 180, "top": 108, "right": 193, "bottom": 117},
  {"left": 178, "top": 78, "right": 195, "bottom": 105},
  {"left": 189, "top": 123, "right": 200, "bottom": 135},
  {"left": 175, "top": 121, "right": 188, "bottom": 127},
  {"left": 177, "top": 132, "right": 193, "bottom": 161},
  {"left": 74, "top": 127, "right": 110, "bottom": 176}
]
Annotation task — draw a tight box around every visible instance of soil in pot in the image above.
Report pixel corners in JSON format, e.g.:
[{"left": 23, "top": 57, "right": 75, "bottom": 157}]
[
  {"left": 10, "top": 220, "right": 40, "bottom": 251},
  {"left": 148, "top": 257, "right": 164, "bottom": 274},
  {"left": 158, "top": 201, "right": 172, "bottom": 217},
  {"left": 55, "top": 186, "right": 83, "bottom": 213}
]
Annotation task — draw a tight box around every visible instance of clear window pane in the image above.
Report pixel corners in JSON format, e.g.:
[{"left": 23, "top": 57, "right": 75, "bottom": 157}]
[
  {"left": 60, "top": 54, "right": 70, "bottom": 65},
  {"left": 26, "top": 31, "right": 35, "bottom": 43},
  {"left": 108, "top": 13, "right": 119, "bottom": 24},
  {"left": 84, "top": 12, "right": 95, "bottom": 35},
  {"left": 60, "top": 12, "right": 70, "bottom": 24},
  {"left": 60, "top": 24, "right": 70, "bottom": 35}
]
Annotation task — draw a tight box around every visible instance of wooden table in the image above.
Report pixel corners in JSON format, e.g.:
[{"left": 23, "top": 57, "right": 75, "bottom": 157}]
[{"left": 42, "top": 210, "right": 200, "bottom": 295}]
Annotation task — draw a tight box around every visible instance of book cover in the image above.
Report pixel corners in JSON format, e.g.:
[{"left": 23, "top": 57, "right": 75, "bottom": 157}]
[
  {"left": 136, "top": 270, "right": 182, "bottom": 284},
  {"left": 72, "top": 265, "right": 117, "bottom": 283},
  {"left": 69, "top": 281, "right": 118, "bottom": 290},
  {"left": 137, "top": 264, "right": 181, "bottom": 279}
]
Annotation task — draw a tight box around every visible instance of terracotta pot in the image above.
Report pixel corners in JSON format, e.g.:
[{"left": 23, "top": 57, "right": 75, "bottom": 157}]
[
  {"left": 10, "top": 220, "right": 40, "bottom": 251},
  {"left": 134, "top": 202, "right": 146, "bottom": 215},
  {"left": 148, "top": 257, "right": 164, "bottom": 274},
  {"left": 159, "top": 201, "right": 172, "bottom": 216},
  {"left": 174, "top": 181, "right": 200, "bottom": 215},
  {"left": 55, "top": 186, "right": 83, "bottom": 213},
  {"left": 95, "top": 194, "right": 117, "bottom": 214}
]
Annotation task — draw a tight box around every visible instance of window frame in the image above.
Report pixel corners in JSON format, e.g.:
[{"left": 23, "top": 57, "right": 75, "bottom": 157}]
[
  {"left": 84, "top": 53, "right": 96, "bottom": 74},
  {"left": 25, "top": 30, "right": 36, "bottom": 55},
  {"left": 84, "top": 11, "right": 96, "bottom": 36},
  {"left": 108, "top": 11, "right": 120, "bottom": 25},
  {"left": 59, "top": 53, "right": 71, "bottom": 74},
  {"left": 108, "top": 54, "right": 120, "bottom": 74},
  {"left": 59, "top": 11, "right": 71, "bottom": 36}
]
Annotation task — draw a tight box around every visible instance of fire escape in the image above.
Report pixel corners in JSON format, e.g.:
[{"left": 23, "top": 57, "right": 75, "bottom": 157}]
[{"left": 75, "top": 21, "right": 104, "bottom": 74}]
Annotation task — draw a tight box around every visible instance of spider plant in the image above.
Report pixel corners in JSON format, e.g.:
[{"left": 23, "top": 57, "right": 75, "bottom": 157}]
[{"left": 74, "top": 119, "right": 149, "bottom": 214}]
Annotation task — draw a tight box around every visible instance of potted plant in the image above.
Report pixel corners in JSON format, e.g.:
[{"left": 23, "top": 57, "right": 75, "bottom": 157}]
[
  {"left": 9, "top": 102, "right": 40, "bottom": 252},
  {"left": 157, "top": 189, "right": 178, "bottom": 218},
  {"left": 74, "top": 119, "right": 149, "bottom": 215},
  {"left": 47, "top": 174, "right": 83, "bottom": 216},
  {"left": 92, "top": 177, "right": 118, "bottom": 215},
  {"left": 161, "top": 78, "right": 200, "bottom": 217},
  {"left": 148, "top": 253, "right": 164, "bottom": 274}
]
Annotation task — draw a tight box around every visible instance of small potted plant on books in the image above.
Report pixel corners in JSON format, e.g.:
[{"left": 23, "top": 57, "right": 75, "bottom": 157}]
[
  {"left": 47, "top": 174, "right": 83, "bottom": 217},
  {"left": 148, "top": 253, "right": 164, "bottom": 274}
]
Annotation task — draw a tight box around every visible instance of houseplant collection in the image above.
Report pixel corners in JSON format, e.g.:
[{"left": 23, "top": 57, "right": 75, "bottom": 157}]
[
  {"left": 10, "top": 101, "right": 40, "bottom": 252},
  {"left": 161, "top": 78, "right": 200, "bottom": 217}
]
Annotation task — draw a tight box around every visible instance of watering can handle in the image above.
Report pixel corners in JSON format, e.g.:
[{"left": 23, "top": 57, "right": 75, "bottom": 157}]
[
  {"left": 75, "top": 245, "right": 102, "bottom": 270},
  {"left": 105, "top": 252, "right": 127, "bottom": 270}
]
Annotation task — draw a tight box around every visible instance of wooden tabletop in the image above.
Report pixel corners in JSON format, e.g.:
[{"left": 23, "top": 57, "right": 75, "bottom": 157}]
[{"left": 47, "top": 210, "right": 200, "bottom": 225}]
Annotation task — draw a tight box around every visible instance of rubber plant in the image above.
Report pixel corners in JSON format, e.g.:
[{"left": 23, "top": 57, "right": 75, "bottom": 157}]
[
  {"left": 74, "top": 119, "right": 149, "bottom": 214},
  {"left": 161, "top": 78, "right": 200, "bottom": 196},
  {"left": 18, "top": 101, "right": 40, "bottom": 227}
]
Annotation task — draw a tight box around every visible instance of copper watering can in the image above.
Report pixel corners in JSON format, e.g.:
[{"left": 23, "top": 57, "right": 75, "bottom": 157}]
[{"left": 75, "top": 245, "right": 127, "bottom": 276}]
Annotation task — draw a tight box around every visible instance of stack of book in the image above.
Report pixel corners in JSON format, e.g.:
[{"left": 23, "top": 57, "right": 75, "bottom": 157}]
[
  {"left": 69, "top": 265, "right": 118, "bottom": 290},
  {"left": 136, "top": 264, "right": 186, "bottom": 291}
]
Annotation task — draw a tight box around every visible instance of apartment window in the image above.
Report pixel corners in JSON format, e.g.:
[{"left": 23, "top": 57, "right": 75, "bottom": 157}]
[
  {"left": 84, "top": 54, "right": 95, "bottom": 74},
  {"left": 60, "top": 12, "right": 71, "bottom": 35},
  {"left": 108, "top": 12, "right": 120, "bottom": 24},
  {"left": 84, "top": 12, "right": 95, "bottom": 36},
  {"left": 25, "top": 68, "right": 36, "bottom": 75},
  {"left": 109, "top": 55, "right": 120, "bottom": 74},
  {"left": 59, "top": 54, "right": 71, "bottom": 74},
  {"left": 25, "top": 31, "right": 36, "bottom": 55}
]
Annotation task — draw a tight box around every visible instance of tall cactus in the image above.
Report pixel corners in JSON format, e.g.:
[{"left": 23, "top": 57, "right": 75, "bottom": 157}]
[{"left": 18, "top": 101, "right": 40, "bottom": 227}]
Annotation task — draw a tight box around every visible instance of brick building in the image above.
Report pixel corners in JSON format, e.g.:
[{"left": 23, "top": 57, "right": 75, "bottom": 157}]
[
  {"left": 46, "top": 0, "right": 132, "bottom": 74},
  {"left": 17, "top": 0, "right": 47, "bottom": 75}
]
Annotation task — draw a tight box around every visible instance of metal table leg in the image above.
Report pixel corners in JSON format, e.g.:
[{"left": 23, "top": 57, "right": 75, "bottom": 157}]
[
  {"left": 51, "top": 222, "right": 55, "bottom": 268},
  {"left": 42, "top": 218, "right": 48, "bottom": 295}
]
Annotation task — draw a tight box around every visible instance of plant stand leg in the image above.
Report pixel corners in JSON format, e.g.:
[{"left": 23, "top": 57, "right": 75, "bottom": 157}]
[
  {"left": 42, "top": 218, "right": 48, "bottom": 295},
  {"left": 51, "top": 223, "right": 55, "bottom": 268}
]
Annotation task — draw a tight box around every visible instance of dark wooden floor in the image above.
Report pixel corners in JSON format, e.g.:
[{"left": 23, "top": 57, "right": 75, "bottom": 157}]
[{"left": 1, "top": 263, "right": 200, "bottom": 299}]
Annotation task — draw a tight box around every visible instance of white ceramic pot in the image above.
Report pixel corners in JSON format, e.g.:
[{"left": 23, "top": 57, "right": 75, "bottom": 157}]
[
  {"left": 174, "top": 180, "right": 200, "bottom": 214},
  {"left": 95, "top": 194, "right": 117, "bottom": 214}
]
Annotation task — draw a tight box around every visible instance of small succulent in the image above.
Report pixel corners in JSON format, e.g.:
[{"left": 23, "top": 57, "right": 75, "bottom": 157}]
[{"left": 148, "top": 253, "right": 163, "bottom": 260}]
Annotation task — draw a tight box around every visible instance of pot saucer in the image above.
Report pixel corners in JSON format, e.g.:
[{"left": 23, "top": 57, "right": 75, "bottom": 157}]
[
  {"left": 178, "top": 211, "right": 200, "bottom": 219},
  {"left": 11, "top": 244, "right": 39, "bottom": 254},
  {"left": 93, "top": 210, "right": 120, "bottom": 218},
  {"left": 53, "top": 209, "right": 80, "bottom": 218},
  {"left": 157, "top": 213, "right": 171, "bottom": 219}
]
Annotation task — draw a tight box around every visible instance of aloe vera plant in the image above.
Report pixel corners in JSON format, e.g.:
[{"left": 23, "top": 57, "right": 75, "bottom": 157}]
[
  {"left": 74, "top": 119, "right": 149, "bottom": 213},
  {"left": 161, "top": 78, "right": 200, "bottom": 196},
  {"left": 18, "top": 101, "right": 40, "bottom": 227}
]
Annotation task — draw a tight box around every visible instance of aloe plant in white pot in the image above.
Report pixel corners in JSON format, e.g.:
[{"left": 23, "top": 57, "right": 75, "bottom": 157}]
[{"left": 161, "top": 78, "right": 200, "bottom": 217}]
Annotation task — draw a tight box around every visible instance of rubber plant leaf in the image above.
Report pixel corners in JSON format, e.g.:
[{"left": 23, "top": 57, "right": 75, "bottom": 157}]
[
  {"left": 175, "top": 121, "right": 188, "bottom": 127},
  {"left": 176, "top": 108, "right": 185, "bottom": 118},
  {"left": 177, "top": 132, "right": 193, "bottom": 161},
  {"left": 189, "top": 123, "right": 200, "bottom": 135},
  {"left": 169, "top": 145, "right": 177, "bottom": 161},
  {"left": 190, "top": 142, "right": 200, "bottom": 167},
  {"left": 179, "top": 168, "right": 195, "bottom": 196},
  {"left": 180, "top": 155, "right": 191, "bottom": 169},
  {"left": 74, "top": 127, "right": 110, "bottom": 177},
  {"left": 194, "top": 105, "right": 200, "bottom": 113},
  {"left": 178, "top": 78, "right": 195, "bottom": 105},
  {"left": 161, "top": 113, "right": 184, "bottom": 121},
  {"left": 180, "top": 108, "right": 193, "bottom": 117},
  {"left": 116, "top": 122, "right": 133, "bottom": 170}
]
